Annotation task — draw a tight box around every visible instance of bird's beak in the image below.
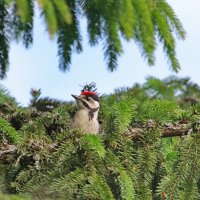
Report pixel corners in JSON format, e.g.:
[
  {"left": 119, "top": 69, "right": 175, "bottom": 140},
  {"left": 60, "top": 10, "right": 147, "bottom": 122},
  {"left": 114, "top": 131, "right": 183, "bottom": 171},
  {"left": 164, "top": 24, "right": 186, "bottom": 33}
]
[{"left": 71, "top": 94, "right": 81, "bottom": 101}]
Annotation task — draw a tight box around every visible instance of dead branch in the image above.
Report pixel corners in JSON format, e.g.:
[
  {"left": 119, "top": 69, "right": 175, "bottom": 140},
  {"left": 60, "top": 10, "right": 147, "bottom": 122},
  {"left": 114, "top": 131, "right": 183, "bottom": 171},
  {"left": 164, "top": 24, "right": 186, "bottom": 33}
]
[
  {"left": 126, "top": 120, "right": 200, "bottom": 139},
  {"left": 0, "top": 143, "right": 17, "bottom": 161}
]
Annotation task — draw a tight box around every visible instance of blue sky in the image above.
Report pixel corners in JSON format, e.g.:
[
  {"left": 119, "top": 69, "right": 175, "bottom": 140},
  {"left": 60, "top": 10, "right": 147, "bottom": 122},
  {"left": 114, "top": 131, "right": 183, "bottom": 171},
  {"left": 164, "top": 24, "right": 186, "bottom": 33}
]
[{"left": 1, "top": 0, "right": 200, "bottom": 106}]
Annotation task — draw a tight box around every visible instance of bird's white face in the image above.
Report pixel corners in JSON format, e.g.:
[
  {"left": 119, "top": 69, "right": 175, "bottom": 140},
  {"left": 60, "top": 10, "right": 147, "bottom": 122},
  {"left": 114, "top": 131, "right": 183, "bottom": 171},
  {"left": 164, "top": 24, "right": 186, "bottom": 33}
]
[{"left": 72, "top": 94, "right": 100, "bottom": 110}]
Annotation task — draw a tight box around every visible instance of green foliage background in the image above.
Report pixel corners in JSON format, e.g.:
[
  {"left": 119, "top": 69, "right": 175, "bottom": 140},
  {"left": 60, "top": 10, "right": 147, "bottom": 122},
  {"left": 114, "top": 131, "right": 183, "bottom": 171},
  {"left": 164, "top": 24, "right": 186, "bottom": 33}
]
[{"left": 1, "top": 76, "right": 200, "bottom": 200}]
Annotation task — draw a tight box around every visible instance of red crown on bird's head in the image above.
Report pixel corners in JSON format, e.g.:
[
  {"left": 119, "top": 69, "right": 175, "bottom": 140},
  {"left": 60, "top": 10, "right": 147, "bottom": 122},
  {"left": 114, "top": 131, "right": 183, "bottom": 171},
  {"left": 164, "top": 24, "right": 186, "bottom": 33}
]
[
  {"left": 80, "top": 82, "right": 99, "bottom": 101},
  {"left": 81, "top": 91, "right": 96, "bottom": 96}
]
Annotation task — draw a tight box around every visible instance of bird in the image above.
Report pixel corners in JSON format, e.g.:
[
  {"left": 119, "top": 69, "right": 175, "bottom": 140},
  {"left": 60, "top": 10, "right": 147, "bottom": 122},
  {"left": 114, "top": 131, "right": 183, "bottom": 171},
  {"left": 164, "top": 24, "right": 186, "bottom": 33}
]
[{"left": 71, "top": 83, "right": 100, "bottom": 134}]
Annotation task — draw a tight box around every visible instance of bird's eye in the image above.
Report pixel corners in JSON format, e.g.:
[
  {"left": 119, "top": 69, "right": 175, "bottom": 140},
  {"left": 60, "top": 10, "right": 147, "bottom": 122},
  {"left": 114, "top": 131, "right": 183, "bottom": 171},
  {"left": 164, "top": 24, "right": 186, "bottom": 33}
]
[{"left": 81, "top": 95, "right": 87, "bottom": 99}]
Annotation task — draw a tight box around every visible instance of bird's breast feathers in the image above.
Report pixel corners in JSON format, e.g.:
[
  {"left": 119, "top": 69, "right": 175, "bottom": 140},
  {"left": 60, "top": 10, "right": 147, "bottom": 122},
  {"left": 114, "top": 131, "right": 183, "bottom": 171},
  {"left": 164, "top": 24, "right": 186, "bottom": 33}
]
[{"left": 72, "top": 110, "right": 99, "bottom": 134}]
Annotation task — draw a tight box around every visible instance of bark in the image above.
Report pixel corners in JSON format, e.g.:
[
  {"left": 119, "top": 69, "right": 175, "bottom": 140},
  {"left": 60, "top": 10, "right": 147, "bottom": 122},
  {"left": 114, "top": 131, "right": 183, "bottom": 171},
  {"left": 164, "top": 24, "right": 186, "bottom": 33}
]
[
  {"left": 0, "top": 143, "right": 17, "bottom": 162},
  {"left": 126, "top": 120, "right": 200, "bottom": 139}
]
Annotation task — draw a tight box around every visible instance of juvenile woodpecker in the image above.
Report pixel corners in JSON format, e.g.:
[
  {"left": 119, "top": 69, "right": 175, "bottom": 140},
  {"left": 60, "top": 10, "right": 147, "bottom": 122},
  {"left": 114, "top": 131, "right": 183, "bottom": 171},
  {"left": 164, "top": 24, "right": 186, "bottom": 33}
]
[{"left": 71, "top": 88, "right": 100, "bottom": 134}]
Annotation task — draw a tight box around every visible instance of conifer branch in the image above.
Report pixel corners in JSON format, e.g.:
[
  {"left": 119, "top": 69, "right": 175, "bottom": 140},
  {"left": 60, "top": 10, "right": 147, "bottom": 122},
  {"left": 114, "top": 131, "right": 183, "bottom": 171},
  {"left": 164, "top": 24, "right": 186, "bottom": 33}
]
[
  {"left": 0, "top": 143, "right": 17, "bottom": 161},
  {"left": 126, "top": 120, "right": 200, "bottom": 139},
  {"left": 0, "top": 2, "right": 9, "bottom": 79},
  {"left": 1, "top": 120, "right": 198, "bottom": 163}
]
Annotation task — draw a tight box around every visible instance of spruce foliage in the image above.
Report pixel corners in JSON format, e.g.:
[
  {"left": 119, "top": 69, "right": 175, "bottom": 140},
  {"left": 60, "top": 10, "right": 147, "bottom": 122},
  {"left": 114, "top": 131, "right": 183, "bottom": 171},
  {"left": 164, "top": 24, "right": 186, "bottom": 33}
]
[
  {"left": 1, "top": 76, "right": 200, "bottom": 199},
  {"left": 0, "top": 117, "right": 19, "bottom": 143},
  {"left": 0, "top": 0, "right": 185, "bottom": 78}
]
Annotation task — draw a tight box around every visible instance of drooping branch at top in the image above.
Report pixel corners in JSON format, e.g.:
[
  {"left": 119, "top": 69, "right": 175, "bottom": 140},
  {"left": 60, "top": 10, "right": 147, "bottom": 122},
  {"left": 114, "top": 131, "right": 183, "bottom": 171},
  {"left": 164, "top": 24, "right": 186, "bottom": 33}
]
[{"left": 0, "top": 0, "right": 186, "bottom": 79}]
